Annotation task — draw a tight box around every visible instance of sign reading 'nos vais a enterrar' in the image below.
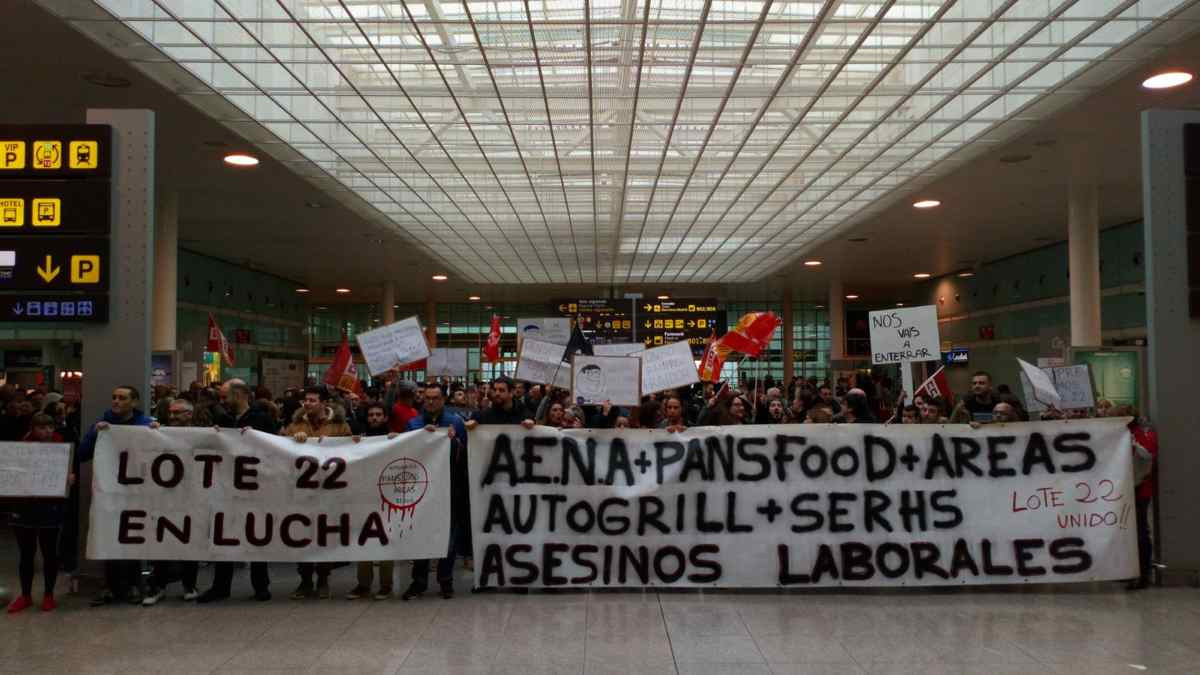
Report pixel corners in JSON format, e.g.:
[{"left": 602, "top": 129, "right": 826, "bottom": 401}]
[{"left": 869, "top": 304, "right": 942, "bottom": 365}]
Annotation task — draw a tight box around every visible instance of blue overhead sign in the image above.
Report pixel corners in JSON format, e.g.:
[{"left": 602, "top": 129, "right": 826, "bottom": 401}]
[{"left": 945, "top": 347, "right": 970, "bottom": 365}]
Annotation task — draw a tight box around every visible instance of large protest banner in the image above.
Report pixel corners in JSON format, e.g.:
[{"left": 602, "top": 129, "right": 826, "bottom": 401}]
[
  {"left": 88, "top": 427, "right": 449, "bottom": 562},
  {"left": 469, "top": 420, "right": 1136, "bottom": 588}
]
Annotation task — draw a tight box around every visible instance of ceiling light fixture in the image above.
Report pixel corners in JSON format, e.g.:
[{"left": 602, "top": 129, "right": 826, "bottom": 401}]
[
  {"left": 295, "top": 287, "right": 310, "bottom": 294},
  {"left": 845, "top": 294, "right": 859, "bottom": 300},
  {"left": 223, "top": 153, "right": 258, "bottom": 167},
  {"left": 913, "top": 273, "right": 931, "bottom": 279},
  {"left": 468, "top": 295, "right": 481, "bottom": 301},
  {"left": 335, "top": 288, "right": 351, "bottom": 294},
  {"left": 896, "top": 302, "right": 905, "bottom": 307},
  {"left": 1142, "top": 71, "right": 1193, "bottom": 89},
  {"left": 657, "top": 294, "right": 670, "bottom": 300},
  {"left": 432, "top": 274, "right": 448, "bottom": 281},
  {"left": 913, "top": 199, "right": 941, "bottom": 209},
  {"left": 803, "top": 260, "right": 822, "bottom": 267},
  {"left": 958, "top": 271, "right": 975, "bottom": 278}
]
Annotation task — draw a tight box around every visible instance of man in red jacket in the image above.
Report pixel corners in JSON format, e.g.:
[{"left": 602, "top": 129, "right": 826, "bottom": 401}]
[{"left": 389, "top": 380, "right": 419, "bottom": 433}]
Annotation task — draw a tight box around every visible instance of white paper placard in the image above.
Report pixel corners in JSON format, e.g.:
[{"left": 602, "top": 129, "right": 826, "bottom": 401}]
[
  {"left": 0, "top": 442, "right": 72, "bottom": 497},
  {"left": 355, "top": 316, "right": 431, "bottom": 374},
  {"left": 869, "top": 305, "right": 941, "bottom": 365},
  {"left": 1021, "top": 363, "right": 1096, "bottom": 412},
  {"left": 516, "top": 317, "right": 572, "bottom": 346},
  {"left": 1019, "top": 358, "right": 1062, "bottom": 409},
  {"left": 593, "top": 343, "right": 646, "bottom": 357},
  {"left": 515, "top": 337, "right": 570, "bottom": 386},
  {"left": 426, "top": 348, "right": 469, "bottom": 377},
  {"left": 571, "top": 355, "right": 641, "bottom": 407},
  {"left": 640, "top": 340, "right": 699, "bottom": 395}
]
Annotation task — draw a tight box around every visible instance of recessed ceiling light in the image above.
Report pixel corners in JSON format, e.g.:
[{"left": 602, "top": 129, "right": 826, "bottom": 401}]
[
  {"left": 913, "top": 199, "right": 941, "bottom": 209},
  {"left": 295, "top": 287, "right": 310, "bottom": 294},
  {"left": 845, "top": 294, "right": 859, "bottom": 300},
  {"left": 468, "top": 295, "right": 481, "bottom": 301},
  {"left": 957, "top": 271, "right": 975, "bottom": 278},
  {"left": 896, "top": 302, "right": 905, "bottom": 307},
  {"left": 657, "top": 294, "right": 670, "bottom": 300},
  {"left": 393, "top": 304, "right": 400, "bottom": 309},
  {"left": 316, "top": 306, "right": 328, "bottom": 310},
  {"left": 223, "top": 153, "right": 258, "bottom": 167},
  {"left": 913, "top": 273, "right": 931, "bottom": 279},
  {"left": 1142, "top": 71, "right": 1193, "bottom": 89},
  {"left": 432, "top": 274, "right": 448, "bottom": 281},
  {"left": 335, "top": 288, "right": 351, "bottom": 294},
  {"left": 803, "top": 260, "right": 822, "bottom": 267}
]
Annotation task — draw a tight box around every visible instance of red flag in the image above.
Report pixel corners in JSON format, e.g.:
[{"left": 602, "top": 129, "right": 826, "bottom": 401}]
[
  {"left": 916, "top": 366, "right": 952, "bottom": 402},
  {"left": 323, "top": 336, "right": 362, "bottom": 393},
  {"left": 483, "top": 314, "right": 501, "bottom": 363},
  {"left": 206, "top": 314, "right": 236, "bottom": 368},
  {"left": 720, "top": 312, "right": 781, "bottom": 357},
  {"left": 698, "top": 328, "right": 725, "bottom": 382}
]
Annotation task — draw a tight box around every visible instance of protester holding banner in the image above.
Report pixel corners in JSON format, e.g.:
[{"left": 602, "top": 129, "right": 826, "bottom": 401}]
[
  {"left": 388, "top": 381, "right": 420, "bottom": 434},
  {"left": 80, "top": 386, "right": 155, "bottom": 607},
  {"left": 951, "top": 371, "right": 997, "bottom": 423},
  {"left": 348, "top": 403, "right": 400, "bottom": 601},
  {"left": 142, "top": 399, "right": 203, "bottom": 606},
  {"left": 402, "top": 384, "right": 469, "bottom": 601},
  {"left": 200, "top": 380, "right": 278, "bottom": 604},
  {"left": 286, "top": 386, "right": 353, "bottom": 599},
  {"left": 465, "top": 377, "right": 534, "bottom": 429},
  {"left": 658, "top": 395, "right": 688, "bottom": 431},
  {"left": 6, "top": 414, "right": 73, "bottom": 614},
  {"left": 1124, "top": 406, "right": 1159, "bottom": 590}
]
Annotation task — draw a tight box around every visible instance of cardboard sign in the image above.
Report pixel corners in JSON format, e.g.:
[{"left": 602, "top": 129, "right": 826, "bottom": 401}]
[
  {"left": 0, "top": 442, "right": 72, "bottom": 497},
  {"left": 640, "top": 339, "right": 699, "bottom": 395},
  {"left": 1021, "top": 362, "right": 1097, "bottom": 412},
  {"left": 869, "top": 305, "right": 941, "bottom": 365},
  {"left": 1019, "top": 358, "right": 1063, "bottom": 409},
  {"left": 426, "top": 348, "right": 468, "bottom": 377},
  {"left": 571, "top": 355, "right": 641, "bottom": 407},
  {"left": 516, "top": 317, "right": 572, "bottom": 347},
  {"left": 515, "top": 337, "right": 571, "bottom": 388},
  {"left": 593, "top": 343, "right": 646, "bottom": 357},
  {"left": 355, "top": 316, "right": 430, "bottom": 375}
]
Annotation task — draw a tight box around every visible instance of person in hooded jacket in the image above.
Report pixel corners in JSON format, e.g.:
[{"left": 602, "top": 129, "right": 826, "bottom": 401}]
[{"left": 78, "top": 385, "right": 156, "bottom": 606}]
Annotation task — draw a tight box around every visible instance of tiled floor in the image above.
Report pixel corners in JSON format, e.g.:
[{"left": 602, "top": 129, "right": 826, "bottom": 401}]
[{"left": 2, "top": 552, "right": 1198, "bottom": 674}]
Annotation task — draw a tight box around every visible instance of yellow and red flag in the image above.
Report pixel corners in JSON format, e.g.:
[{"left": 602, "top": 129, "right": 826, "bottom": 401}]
[{"left": 698, "top": 312, "right": 782, "bottom": 382}]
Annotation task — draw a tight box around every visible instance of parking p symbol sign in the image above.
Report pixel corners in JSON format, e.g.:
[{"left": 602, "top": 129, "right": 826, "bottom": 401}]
[{"left": 71, "top": 255, "right": 100, "bottom": 283}]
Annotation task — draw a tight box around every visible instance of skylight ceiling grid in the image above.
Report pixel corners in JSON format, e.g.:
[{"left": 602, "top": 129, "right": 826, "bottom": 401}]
[{"left": 90, "top": 0, "right": 1197, "bottom": 284}]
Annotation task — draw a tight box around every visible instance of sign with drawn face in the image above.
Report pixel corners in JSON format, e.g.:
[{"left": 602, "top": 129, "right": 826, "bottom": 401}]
[{"left": 570, "top": 355, "right": 641, "bottom": 407}]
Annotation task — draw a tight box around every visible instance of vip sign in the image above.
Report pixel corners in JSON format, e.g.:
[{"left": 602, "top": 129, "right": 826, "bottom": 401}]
[{"left": 0, "top": 141, "right": 23, "bottom": 169}]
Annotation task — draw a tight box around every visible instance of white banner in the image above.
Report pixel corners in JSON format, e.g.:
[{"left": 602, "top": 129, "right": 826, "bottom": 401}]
[
  {"left": 470, "top": 419, "right": 1137, "bottom": 588},
  {"left": 88, "top": 427, "right": 449, "bottom": 562}
]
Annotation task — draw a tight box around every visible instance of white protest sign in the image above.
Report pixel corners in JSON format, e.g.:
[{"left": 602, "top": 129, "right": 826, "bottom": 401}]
[
  {"left": 426, "top": 348, "right": 469, "bottom": 377},
  {"left": 571, "top": 355, "right": 641, "bottom": 407},
  {"left": 470, "top": 420, "right": 1137, "bottom": 588},
  {"left": 260, "top": 357, "right": 305, "bottom": 396},
  {"left": 1019, "top": 358, "right": 1063, "bottom": 409},
  {"left": 515, "top": 337, "right": 570, "bottom": 387},
  {"left": 1021, "top": 363, "right": 1096, "bottom": 412},
  {"left": 869, "top": 305, "right": 941, "bottom": 365},
  {"left": 640, "top": 340, "right": 699, "bottom": 395},
  {"left": 593, "top": 343, "right": 646, "bottom": 357},
  {"left": 0, "top": 442, "right": 72, "bottom": 497},
  {"left": 88, "top": 427, "right": 449, "bottom": 562},
  {"left": 355, "top": 316, "right": 430, "bottom": 375},
  {"left": 516, "top": 317, "right": 572, "bottom": 346}
]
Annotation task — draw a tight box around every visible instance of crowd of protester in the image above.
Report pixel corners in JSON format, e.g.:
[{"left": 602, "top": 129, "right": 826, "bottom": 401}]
[{"left": 1, "top": 366, "right": 1159, "bottom": 615}]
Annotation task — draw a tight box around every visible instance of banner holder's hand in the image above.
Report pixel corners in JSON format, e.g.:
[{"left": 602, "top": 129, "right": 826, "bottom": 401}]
[
  {"left": 464, "top": 420, "right": 478, "bottom": 431},
  {"left": 447, "top": 427, "right": 456, "bottom": 440},
  {"left": 95, "top": 422, "right": 110, "bottom": 432},
  {"left": 67, "top": 473, "right": 76, "bottom": 487},
  {"left": 351, "top": 435, "right": 362, "bottom": 443},
  {"left": 149, "top": 421, "right": 161, "bottom": 430},
  {"left": 240, "top": 427, "right": 251, "bottom": 435},
  {"left": 293, "top": 432, "right": 308, "bottom": 444},
  {"left": 387, "top": 432, "right": 398, "bottom": 440},
  {"left": 521, "top": 419, "right": 535, "bottom": 429},
  {"left": 424, "top": 424, "right": 437, "bottom": 433}
]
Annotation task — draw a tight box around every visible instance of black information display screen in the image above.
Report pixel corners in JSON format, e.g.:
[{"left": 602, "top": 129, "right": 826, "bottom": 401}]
[
  {"left": 639, "top": 298, "right": 726, "bottom": 355},
  {"left": 553, "top": 298, "right": 635, "bottom": 343}
]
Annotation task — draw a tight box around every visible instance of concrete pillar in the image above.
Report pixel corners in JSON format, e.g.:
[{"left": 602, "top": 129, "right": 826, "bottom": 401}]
[
  {"left": 829, "top": 279, "right": 846, "bottom": 361},
  {"left": 1068, "top": 181, "right": 1102, "bottom": 347},
  {"left": 382, "top": 280, "right": 396, "bottom": 325},
  {"left": 424, "top": 298, "right": 437, "bottom": 348},
  {"left": 152, "top": 190, "right": 177, "bottom": 352},
  {"left": 1141, "top": 109, "right": 1200, "bottom": 571},
  {"left": 781, "top": 288, "right": 794, "bottom": 384}
]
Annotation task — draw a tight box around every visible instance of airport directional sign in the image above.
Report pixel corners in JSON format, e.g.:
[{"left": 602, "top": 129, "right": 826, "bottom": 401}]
[
  {"left": 0, "top": 237, "right": 109, "bottom": 291},
  {"left": 0, "top": 294, "right": 108, "bottom": 322}
]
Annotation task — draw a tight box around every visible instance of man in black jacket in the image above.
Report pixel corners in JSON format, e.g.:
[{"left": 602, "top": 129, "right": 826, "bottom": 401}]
[
  {"left": 198, "top": 379, "right": 275, "bottom": 603},
  {"left": 466, "top": 377, "right": 535, "bottom": 428}
]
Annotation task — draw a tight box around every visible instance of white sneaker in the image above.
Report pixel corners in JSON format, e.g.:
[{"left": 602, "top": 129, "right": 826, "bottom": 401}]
[
  {"left": 182, "top": 589, "right": 199, "bottom": 601},
  {"left": 142, "top": 589, "right": 165, "bottom": 606}
]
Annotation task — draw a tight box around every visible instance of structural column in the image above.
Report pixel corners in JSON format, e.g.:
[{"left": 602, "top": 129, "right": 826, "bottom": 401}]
[
  {"left": 1141, "top": 109, "right": 1200, "bottom": 571},
  {"left": 381, "top": 280, "right": 395, "bottom": 325},
  {"left": 424, "top": 297, "right": 437, "bottom": 348},
  {"left": 152, "top": 190, "right": 177, "bottom": 352},
  {"left": 1068, "top": 180, "right": 1102, "bottom": 347},
  {"left": 829, "top": 279, "right": 846, "bottom": 361},
  {"left": 781, "top": 288, "right": 794, "bottom": 384}
]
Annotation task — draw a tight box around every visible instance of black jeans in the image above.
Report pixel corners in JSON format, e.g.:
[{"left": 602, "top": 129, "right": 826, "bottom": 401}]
[
  {"left": 103, "top": 559, "right": 139, "bottom": 598},
  {"left": 1135, "top": 497, "right": 1153, "bottom": 583},
  {"left": 409, "top": 521, "right": 461, "bottom": 591},
  {"left": 296, "top": 562, "right": 335, "bottom": 587},
  {"left": 149, "top": 560, "right": 199, "bottom": 592},
  {"left": 13, "top": 526, "right": 59, "bottom": 596},
  {"left": 210, "top": 561, "right": 270, "bottom": 595}
]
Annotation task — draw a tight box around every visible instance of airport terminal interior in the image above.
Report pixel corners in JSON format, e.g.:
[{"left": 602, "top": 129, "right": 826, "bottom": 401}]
[{"left": 1, "top": 0, "right": 1200, "bottom": 673}]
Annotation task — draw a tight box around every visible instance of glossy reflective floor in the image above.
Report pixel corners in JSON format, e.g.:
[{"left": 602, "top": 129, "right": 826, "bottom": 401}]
[{"left": 1, "top": 553, "right": 1197, "bottom": 674}]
